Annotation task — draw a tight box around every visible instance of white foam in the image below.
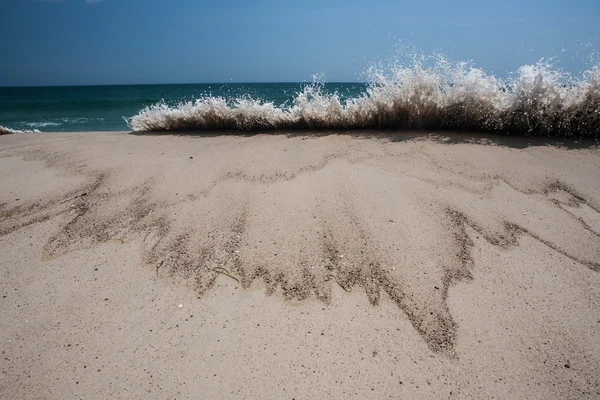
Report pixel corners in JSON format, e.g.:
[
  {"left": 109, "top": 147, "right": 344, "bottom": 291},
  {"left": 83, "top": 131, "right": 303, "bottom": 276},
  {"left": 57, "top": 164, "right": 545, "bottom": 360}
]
[
  {"left": 127, "top": 56, "right": 600, "bottom": 137},
  {"left": 25, "top": 121, "right": 61, "bottom": 128},
  {"left": 0, "top": 125, "right": 41, "bottom": 134},
  {"left": 61, "top": 117, "right": 105, "bottom": 123}
]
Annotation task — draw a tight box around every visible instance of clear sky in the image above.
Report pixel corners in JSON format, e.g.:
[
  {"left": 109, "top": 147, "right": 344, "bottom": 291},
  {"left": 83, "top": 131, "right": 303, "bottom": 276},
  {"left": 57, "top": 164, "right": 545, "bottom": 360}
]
[{"left": 1, "top": 0, "right": 599, "bottom": 86}]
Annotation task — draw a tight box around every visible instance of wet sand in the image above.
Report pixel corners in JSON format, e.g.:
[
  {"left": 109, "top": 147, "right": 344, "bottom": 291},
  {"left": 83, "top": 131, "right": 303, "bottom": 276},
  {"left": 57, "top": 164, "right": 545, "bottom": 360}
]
[{"left": 1, "top": 131, "right": 599, "bottom": 399}]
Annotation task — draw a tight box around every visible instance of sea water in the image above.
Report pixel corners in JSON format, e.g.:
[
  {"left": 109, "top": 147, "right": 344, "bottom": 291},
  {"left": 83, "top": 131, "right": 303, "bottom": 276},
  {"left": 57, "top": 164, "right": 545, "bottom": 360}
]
[
  {"left": 0, "top": 83, "right": 367, "bottom": 133},
  {"left": 1, "top": 55, "right": 599, "bottom": 137}
]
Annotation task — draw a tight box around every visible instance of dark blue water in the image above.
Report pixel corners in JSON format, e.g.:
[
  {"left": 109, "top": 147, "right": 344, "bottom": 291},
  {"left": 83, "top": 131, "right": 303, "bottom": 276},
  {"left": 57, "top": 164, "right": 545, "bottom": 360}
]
[{"left": 0, "top": 83, "right": 368, "bottom": 132}]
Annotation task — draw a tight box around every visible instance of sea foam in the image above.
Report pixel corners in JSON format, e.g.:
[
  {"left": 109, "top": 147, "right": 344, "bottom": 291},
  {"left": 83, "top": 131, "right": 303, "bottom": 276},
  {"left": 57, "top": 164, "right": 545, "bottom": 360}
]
[
  {"left": 127, "top": 57, "right": 600, "bottom": 137},
  {"left": 0, "top": 125, "right": 41, "bottom": 135}
]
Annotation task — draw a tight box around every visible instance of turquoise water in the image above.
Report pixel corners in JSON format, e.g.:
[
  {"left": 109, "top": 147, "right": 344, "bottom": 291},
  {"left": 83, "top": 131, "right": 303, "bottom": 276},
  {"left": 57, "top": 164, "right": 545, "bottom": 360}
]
[
  {"left": 0, "top": 83, "right": 368, "bottom": 132},
  {"left": 2, "top": 57, "right": 599, "bottom": 137}
]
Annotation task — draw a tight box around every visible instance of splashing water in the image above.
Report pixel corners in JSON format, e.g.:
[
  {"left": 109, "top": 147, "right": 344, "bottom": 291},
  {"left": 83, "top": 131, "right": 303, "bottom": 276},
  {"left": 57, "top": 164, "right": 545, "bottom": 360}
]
[
  {"left": 127, "top": 56, "right": 600, "bottom": 137},
  {"left": 0, "top": 125, "right": 41, "bottom": 135}
]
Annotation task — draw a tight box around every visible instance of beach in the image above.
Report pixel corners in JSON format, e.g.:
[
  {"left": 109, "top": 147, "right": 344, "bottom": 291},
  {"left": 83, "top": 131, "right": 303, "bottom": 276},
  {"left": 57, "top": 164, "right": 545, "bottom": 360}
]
[{"left": 1, "top": 130, "right": 599, "bottom": 399}]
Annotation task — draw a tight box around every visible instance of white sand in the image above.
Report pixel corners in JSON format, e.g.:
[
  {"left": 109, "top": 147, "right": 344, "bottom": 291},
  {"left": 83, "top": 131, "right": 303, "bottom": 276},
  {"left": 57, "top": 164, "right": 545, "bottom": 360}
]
[{"left": 1, "top": 131, "right": 599, "bottom": 398}]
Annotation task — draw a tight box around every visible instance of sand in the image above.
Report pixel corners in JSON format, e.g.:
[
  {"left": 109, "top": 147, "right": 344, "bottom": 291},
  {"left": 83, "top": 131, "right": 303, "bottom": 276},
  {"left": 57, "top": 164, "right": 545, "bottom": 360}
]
[{"left": 0, "top": 130, "right": 599, "bottom": 399}]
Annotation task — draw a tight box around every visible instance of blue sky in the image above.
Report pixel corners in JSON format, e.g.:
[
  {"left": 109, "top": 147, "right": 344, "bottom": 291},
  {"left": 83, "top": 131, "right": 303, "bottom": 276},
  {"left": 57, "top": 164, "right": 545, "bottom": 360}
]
[{"left": 1, "top": 0, "right": 599, "bottom": 86}]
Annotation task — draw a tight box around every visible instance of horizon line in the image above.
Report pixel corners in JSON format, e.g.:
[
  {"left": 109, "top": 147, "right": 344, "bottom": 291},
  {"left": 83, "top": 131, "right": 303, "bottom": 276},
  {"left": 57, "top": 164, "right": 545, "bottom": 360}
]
[{"left": 0, "top": 81, "right": 369, "bottom": 89}]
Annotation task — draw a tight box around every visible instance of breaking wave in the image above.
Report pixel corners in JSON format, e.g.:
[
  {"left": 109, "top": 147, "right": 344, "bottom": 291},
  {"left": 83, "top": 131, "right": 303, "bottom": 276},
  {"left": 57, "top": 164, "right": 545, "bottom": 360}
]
[
  {"left": 127, "top": 57, "right": 600, "bottom": 137},
  {"left": 0, "top": 125, "right": 41, "bottom": 135}
]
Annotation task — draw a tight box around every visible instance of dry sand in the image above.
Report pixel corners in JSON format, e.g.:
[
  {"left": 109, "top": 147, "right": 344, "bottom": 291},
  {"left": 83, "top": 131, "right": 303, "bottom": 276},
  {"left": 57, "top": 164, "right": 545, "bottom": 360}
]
[{"left": 0, "top": 130, "right": 599, "bottom": 399}]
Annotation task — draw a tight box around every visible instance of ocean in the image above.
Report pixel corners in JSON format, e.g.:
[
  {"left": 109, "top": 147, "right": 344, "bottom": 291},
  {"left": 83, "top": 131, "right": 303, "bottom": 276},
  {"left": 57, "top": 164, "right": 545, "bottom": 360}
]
[
  {"left": 0, "top": 83, "right": 368, "bottom": 133},
  {"left": 1, "top": 57, "right": 599, "bottom": 137}
]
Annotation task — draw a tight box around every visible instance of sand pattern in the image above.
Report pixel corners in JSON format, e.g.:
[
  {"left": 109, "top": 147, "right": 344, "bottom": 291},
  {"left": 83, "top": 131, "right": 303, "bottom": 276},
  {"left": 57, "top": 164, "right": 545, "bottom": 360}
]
[{"left": 1, "top": 132, "right": 599, "bottom": 355}]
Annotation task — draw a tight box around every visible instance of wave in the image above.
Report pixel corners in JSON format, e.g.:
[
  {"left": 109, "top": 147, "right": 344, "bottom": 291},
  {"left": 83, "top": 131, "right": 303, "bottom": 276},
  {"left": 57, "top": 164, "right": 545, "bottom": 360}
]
[
  {"left": 14, "top": 118, "right": 106, "bottom": 131},
  {"left": 25, "top": 121, "right": 61, "bottom": 129},
  {"left": 0, "top": 125, "right": 41, "bottom": 134},
  {"left": 58, "top": 117, "right": 105, "bottom": 124},
  {"left": 127, "top": 57, "right": 600, "bottom": 137}
]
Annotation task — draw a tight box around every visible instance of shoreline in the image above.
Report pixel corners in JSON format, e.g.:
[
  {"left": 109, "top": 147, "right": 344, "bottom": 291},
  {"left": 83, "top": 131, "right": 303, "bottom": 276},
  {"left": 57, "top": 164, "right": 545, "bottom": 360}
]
[
  {"left": 6, "top": 128, "right": 600, "bottom": 146},
  {"left": 1, "top": 130, "right": 599, "bottom": 398}
]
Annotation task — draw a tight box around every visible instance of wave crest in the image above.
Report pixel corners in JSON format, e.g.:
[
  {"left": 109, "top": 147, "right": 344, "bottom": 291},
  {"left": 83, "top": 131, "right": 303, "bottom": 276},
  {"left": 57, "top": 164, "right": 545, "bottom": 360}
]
[
  {"left": 0, "top": 125, "right": 41, "bottom": 135},
  {"left": 127, "top": 58, "right": 600, "bottom": 137}
]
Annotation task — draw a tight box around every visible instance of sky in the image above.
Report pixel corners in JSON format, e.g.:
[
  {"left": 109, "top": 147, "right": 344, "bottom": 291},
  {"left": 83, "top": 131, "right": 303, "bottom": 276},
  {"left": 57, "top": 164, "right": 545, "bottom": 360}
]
[{"left": 0, "top": 0, "right": 599, "bottom": 86}]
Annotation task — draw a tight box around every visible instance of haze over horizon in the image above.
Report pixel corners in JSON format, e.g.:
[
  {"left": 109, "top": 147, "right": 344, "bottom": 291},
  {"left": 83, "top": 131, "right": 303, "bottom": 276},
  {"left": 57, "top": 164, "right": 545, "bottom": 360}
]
[{"left": 1, "top": 0, "right": 599, "bottom": 87}]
